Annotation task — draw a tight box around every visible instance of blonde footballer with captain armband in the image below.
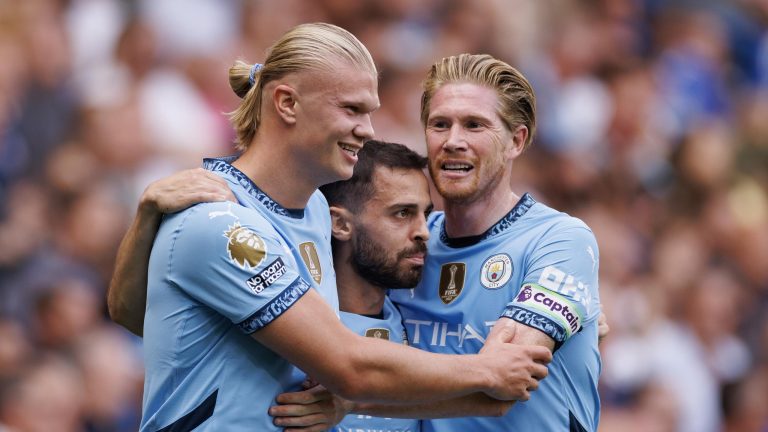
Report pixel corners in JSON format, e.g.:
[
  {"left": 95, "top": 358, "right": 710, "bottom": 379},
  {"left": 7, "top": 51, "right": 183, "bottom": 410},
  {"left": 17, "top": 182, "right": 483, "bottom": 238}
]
[{"left": 273, "top": 54, "right": 605, "bottom": 432}]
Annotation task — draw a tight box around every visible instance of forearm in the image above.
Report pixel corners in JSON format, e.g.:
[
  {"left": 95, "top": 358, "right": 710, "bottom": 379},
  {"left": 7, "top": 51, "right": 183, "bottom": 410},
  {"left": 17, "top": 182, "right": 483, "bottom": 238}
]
[
  {"left": 107, "top": 204, "right": 161, "bottom": 336},
  {"left": 108, "top": 168, "right": 237, "bottom": 336},
  {"left": 331, "top": 336, "right": 494, "bottom": 403},
  {"left": 353, "top": 393, "right": 515, "bottom": 419},
  {"left": 258, "top": 294, "right": 497, "bottom": 404},
  {"left": 261, "top": 292, "right": 549, "bottom": 405}
]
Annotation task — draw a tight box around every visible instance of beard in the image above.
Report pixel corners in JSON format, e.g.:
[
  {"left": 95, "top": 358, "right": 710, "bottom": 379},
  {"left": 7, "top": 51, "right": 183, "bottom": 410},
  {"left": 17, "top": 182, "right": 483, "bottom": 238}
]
[
  {"left": 351, "top": 226, "right": 426, "bottom": 289},
  {"left": 427, "top": 143, "right": 506, "bottom": 205},
  {"left": 428, "top": 150, "right": 507, "bottom": 205},
  {"left": 428, "top": 162, "right": 479, "bottom": 203}
]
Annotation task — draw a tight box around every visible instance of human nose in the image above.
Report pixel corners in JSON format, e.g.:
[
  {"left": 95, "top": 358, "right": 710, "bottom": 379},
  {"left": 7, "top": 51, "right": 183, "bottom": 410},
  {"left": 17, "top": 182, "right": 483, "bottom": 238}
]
[
  {"left": 353, "top": 114, "right": 375, "bottom": 141},
  {"left": 443, "top": 124, "right": 467, "bottom": 152},
  {"left": 413, "top": 214, "right": 430, "bottom": 243}
]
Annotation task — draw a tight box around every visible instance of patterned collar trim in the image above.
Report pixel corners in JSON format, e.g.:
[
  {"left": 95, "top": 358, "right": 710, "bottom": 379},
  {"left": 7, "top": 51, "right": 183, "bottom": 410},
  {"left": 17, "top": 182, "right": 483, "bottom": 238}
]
[
  {"left": 203, "top": 156, "right": 305, "bottom": 219},
  {"left": 440, "top": 193, "right": 536, "bottom": 248}
]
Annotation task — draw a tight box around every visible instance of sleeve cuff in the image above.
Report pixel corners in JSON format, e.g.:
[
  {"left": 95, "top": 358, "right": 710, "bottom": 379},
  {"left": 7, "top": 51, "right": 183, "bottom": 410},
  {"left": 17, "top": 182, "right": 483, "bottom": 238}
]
[{"left": 237, "top": 277, "right": 311, "bottom": 334}]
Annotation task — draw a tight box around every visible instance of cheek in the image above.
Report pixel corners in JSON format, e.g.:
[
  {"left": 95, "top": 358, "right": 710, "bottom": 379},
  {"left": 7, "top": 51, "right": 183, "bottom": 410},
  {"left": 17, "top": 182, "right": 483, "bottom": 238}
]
[
  {"left": 376, "top": 223, "right": 408, "bottom": 249},
  {"left": 425, "top": 133, "right": 443, "bottom": 154},
  {"left": 480, "top": 137, "right": 506, "bottom": 164}
]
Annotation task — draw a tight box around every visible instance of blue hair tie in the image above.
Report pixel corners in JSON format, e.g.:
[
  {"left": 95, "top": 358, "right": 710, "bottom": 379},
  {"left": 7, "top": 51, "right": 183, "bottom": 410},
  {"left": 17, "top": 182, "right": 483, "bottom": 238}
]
[{"left": 248, "top": 63, "right": 263, "bottom": 86}]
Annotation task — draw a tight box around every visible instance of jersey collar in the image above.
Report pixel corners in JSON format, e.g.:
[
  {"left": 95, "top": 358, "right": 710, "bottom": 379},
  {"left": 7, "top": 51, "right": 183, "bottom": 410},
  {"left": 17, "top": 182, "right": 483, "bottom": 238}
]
[
  {"left": 440, "top": 193, "right": 536, "bottom": 248},
  {"left": 203, "top": 156, "right": 306, "bottom": 219}
]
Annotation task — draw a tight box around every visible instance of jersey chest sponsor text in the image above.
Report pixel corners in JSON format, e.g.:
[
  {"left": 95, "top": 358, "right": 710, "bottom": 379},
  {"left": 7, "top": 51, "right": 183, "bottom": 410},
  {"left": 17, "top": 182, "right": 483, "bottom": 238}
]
[{"left": 403, "top": 318, "right": 497, "bottom": 348}]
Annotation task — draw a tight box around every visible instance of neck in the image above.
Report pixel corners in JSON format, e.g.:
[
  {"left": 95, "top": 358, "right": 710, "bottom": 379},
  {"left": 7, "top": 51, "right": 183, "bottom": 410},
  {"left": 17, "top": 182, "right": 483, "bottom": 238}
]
[
  {"left": 443, "top": 189, "right": 520, "bottom": 238},
  {"left": 233, "top": 136, "right": 317, "bottom": 209},
  {"left": 334, "top": 251, "right": 387, "bottom": 316}
]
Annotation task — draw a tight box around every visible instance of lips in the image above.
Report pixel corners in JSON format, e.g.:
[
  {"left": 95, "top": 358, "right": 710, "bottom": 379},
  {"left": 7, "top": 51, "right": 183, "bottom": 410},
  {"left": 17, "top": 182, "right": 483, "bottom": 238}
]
[
  {"left": 435, "top": 158, "right": 475, "bottom": 179},
  {"left": 400, "top": 243, "right": 427, "bottom": 265},
  {"left": 339, "top": 143, "right": 361, "bottom": 157},
  {"left": 403, "top": 254, "right": 425, "bottom": 266},
  {"left": 441, "top": 162, "right": 473, "bottom": 172}
]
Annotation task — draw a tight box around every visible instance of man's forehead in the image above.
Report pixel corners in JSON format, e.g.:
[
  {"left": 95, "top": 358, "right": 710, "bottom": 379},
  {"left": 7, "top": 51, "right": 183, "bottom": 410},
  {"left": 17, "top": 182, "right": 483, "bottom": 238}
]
[
  {"left": 428, "top": 82, "right": 499, "bottom": 117},
  {"left": 298, "top": 66, "right": 378, "bottom": 96},
  {"left": 370, "top": 166, "right": 430, "bottom": 202}
]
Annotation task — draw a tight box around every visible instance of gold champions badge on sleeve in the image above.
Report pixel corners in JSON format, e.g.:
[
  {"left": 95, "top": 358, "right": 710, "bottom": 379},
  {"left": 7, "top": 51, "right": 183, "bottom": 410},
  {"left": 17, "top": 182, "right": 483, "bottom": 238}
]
[
  {"left": 299, "top": 241, "right": 322, "bottom": 283},
  {"left": 438, "top": 262, "right": 466, "bottom": 304},
  {"left": 364, "top": 328, "right": 391, "bottom": 340}
]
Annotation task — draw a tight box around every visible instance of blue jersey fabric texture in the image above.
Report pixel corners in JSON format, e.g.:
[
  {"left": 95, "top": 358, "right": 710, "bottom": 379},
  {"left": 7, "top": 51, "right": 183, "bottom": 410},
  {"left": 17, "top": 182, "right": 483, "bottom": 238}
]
[
  {"left": 141, "top": 157, "right": 338, "bottom": 431},
  {"left": 334, "top": 296, "right": 421, "bottom": 432},
  {"left": 389, "top": 193, "right": 602, "bottom": 432}
]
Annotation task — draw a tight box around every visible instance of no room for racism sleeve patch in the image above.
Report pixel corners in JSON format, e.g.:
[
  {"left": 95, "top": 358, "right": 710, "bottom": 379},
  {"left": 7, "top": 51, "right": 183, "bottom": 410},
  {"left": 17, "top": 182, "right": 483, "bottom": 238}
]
[{"left": 500, "top": 283, "right": 583, "bottom": 346}]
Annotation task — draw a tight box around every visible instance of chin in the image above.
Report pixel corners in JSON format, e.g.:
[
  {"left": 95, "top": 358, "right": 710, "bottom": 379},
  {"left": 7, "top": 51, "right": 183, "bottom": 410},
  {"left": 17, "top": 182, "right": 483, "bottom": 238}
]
[
  {"left": 436, "top": 186, "right": 476, "bottom": 203},
  {"left": 325, "top": 168, "right": 354, "bottom": 184}
]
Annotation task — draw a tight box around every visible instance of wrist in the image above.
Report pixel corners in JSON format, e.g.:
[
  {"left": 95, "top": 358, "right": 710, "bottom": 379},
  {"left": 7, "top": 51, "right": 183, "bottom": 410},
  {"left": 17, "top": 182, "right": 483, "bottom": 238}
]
[
  {"left": 469, "top": 354, "right": 496, "bottom": 395},
  {"left": 138, "top": 185, "right": 160, "bottom": 212},
  {"left": 136, "top": 197, "right": 164, "bottom": 227},
  {"left": 341, "top": 398, "right": 356, "bottom": 416}
]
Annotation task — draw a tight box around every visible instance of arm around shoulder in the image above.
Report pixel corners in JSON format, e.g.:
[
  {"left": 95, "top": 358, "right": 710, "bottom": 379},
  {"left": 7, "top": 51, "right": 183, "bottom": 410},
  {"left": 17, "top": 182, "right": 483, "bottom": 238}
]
[
  {"left": 107, "top": 168, "right": 236, "bottom": 336},
  {"left": 107, "top": 202, "right": 162, "bottom": 336}
]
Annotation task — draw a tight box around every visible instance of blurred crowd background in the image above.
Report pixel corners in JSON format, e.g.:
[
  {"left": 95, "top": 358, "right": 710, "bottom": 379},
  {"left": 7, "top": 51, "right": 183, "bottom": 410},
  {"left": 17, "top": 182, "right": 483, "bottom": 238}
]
[{"left": 1, "top": 0, "right": 767, "bottom": 431}]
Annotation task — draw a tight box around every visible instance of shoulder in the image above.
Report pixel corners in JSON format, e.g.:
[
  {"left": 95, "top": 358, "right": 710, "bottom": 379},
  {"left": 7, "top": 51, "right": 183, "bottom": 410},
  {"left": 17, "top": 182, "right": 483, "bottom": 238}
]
[
  {"left": 427, "top": 210, "right": 445, "bottom": 231},
  {"left": 160, "top": 202, "right": 284, "bottom": 261},
  {"left": 308, "top": 189, "right": 330, "bottom": 208},
  {"left": 173, "top": 202, "right": 273, "bottom": 231},
  {"left": 529, "top": 203, "right": 596, "bottom": 245},
  {"left": 307, "top": 190, "right": 332, "bottom": 222}
]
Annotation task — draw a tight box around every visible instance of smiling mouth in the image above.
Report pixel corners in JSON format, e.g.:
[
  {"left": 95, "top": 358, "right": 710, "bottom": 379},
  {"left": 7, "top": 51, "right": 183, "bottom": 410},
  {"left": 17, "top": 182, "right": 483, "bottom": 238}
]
[
  {"left": 441, "top": 162, "right": 473, "bottom": 173},
  {"left": 339, "top": 143, "right": 360, "bottom": 157}
]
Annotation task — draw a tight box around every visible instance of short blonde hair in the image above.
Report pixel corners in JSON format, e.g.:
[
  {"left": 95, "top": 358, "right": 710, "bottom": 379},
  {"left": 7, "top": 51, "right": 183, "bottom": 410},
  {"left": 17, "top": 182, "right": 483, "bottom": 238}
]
[
  {"left": 420, "top": 54, "right": 537, "bottom": 150},
  {"left": 228, "top": 23, "right": 377, "bottom": 151}
]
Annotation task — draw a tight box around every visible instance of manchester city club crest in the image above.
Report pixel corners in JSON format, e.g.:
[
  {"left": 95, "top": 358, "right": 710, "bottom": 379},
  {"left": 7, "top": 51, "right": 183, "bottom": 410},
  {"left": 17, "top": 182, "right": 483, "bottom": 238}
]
[
  {"left": 480, "top": 253, "right": 513, "bottom": 289},
  {"left": 438, "top": 262, "right": 466, "bottom": 304},
  {"left": 223, "top": 223, "right": 267, "bottom": 270},
  {"left": 299, "top": 241, "right": 322, "bottom": 283}
]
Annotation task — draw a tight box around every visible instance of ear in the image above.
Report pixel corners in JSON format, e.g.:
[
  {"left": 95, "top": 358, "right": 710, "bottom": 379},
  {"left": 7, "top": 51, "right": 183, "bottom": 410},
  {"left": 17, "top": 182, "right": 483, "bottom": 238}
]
[
  {"left": 329, "top": 206, "right": 354, "bottom": 242},
  {"left": 506, "top": 125, "right": 528, "bottom": 160},
  {"left": 273, "top": 84, "right": 298, "bottom": 125}
]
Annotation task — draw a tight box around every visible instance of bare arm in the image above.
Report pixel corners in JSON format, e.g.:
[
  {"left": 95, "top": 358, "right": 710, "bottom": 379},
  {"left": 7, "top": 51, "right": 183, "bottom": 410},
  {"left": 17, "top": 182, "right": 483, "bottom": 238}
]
[
  {"left": 269, "top": 319, "right": 547, "bottom": 430},
  {"left": 255, "top": 290, "right": 551, "bottom": 406},
  {"left": 270, "top": 389, "right": 515, "bottom": 431},
  {"left": 107, "top": 168, "right": 236, "bottom": 335},
  {"left": 350, "top": 320, "right": 551, "bottom": 418},
  {"left": 353, "top": 392, "right": 514, "bottom": 419}
]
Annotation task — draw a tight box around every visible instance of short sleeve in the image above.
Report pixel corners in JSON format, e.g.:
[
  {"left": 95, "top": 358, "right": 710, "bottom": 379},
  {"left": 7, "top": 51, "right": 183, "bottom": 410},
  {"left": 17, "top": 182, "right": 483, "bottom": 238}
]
[
  {"left": 501, "top": 220, "right": 600, "bottom": 346},
  {"left": 163, "top": 202, "right": 311, "bottom": 334}
]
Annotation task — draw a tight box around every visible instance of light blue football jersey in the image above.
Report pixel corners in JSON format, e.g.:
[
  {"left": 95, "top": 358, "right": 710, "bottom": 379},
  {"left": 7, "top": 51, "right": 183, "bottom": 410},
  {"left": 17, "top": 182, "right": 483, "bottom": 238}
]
[
  {"left": 334, "top": 296, "right": 421, "bottom": 432},
  {"left": 141, "top": 157, "right": 338, "bottom": 431},
  {"left": 389, "top": 193, "right": 601, "bottom": 432}
]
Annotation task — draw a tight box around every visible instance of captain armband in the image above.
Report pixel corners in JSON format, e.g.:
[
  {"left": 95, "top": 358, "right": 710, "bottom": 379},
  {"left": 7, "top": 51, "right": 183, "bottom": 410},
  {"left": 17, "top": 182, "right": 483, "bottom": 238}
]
[{"left": 500, "top": 283, "right": 583, "bottom": 350}]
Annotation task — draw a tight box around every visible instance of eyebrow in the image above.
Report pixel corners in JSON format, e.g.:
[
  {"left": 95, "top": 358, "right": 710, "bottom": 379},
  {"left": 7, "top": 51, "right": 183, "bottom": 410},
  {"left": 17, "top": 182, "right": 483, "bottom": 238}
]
[
  {"left": 428, "top": 110, "right": 492, "bottom": 122},
  {"left": 339, "top": 99, "right": 380, "bottom": 113},
  {"left": 387, "top": 203, "right": 433, "bottom": 213}
]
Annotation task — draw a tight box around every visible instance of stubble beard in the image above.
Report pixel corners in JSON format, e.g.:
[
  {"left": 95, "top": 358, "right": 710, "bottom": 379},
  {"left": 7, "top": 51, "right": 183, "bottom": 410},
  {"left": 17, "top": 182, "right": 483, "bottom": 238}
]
[
  {"left": 351, "top": 226, "right": 425, "bottom": 289},
  {"left": 429, "top": 160, "right": 506, "bottom": 206}
]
